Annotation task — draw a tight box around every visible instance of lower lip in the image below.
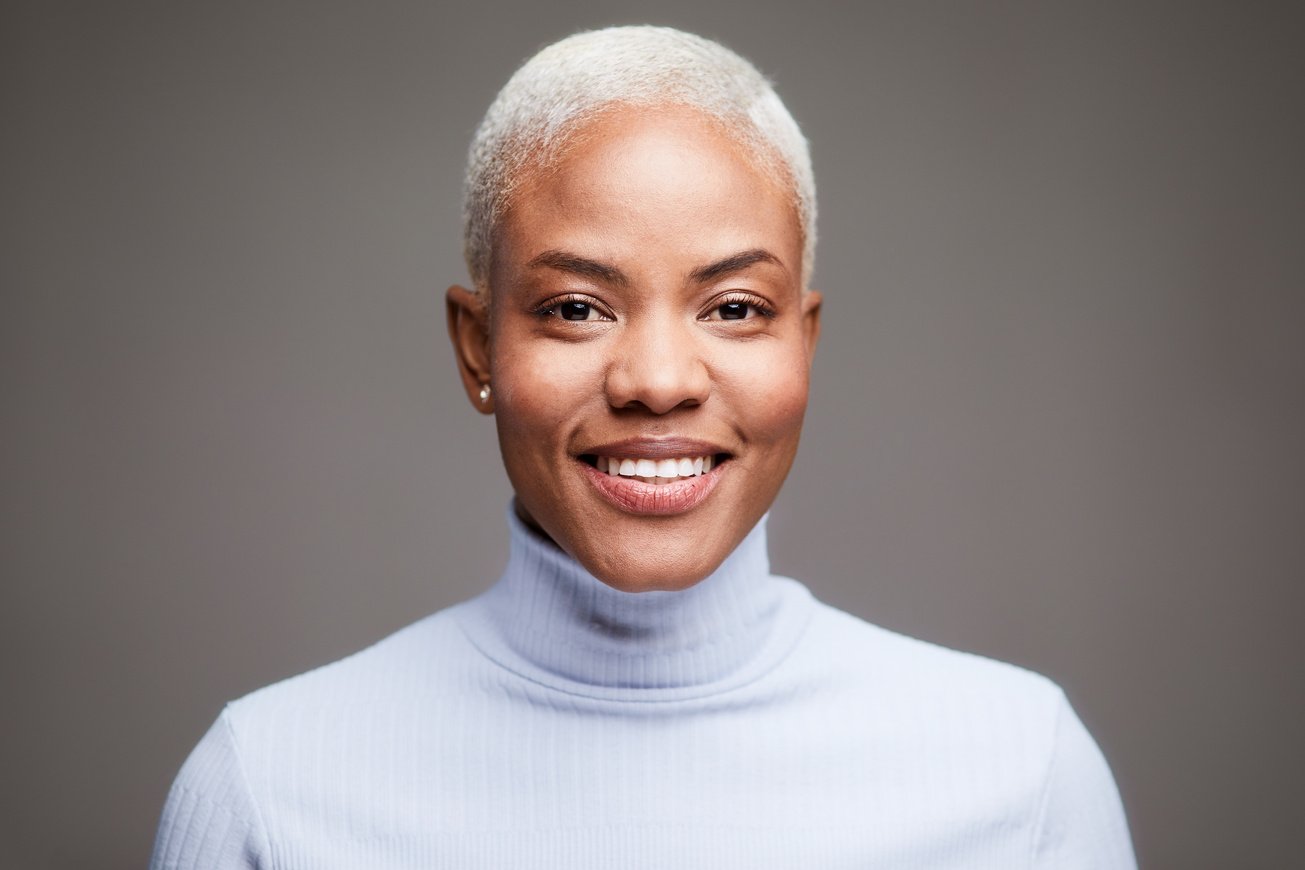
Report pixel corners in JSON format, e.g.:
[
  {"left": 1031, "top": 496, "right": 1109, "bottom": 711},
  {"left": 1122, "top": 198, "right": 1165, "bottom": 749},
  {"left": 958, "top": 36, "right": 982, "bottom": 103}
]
[{"left": 580, "top": 460, "right": 725, "bottom": 516}]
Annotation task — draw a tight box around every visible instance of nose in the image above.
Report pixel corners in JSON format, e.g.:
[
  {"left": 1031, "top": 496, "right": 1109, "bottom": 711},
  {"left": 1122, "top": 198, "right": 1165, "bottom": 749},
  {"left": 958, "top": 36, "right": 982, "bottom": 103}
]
[{"left": 604, "top": 315, "right": 711, "bottom": 414}]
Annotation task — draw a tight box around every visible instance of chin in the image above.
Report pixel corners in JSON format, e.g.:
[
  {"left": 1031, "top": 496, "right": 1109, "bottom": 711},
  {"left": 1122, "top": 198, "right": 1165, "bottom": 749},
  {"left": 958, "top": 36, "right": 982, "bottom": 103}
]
[
  {"left": 577, "top": 542, "right": 724, "bottom": 593},
  {"left": 515, "top": 482, "right": 763, "bottom": 593}
]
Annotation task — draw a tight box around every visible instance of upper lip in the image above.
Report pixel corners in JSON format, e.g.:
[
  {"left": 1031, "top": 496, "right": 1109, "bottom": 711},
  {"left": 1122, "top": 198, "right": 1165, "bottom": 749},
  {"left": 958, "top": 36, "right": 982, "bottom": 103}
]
[{"left": 576, "top": 436, "right": 732, "bottom": 459}]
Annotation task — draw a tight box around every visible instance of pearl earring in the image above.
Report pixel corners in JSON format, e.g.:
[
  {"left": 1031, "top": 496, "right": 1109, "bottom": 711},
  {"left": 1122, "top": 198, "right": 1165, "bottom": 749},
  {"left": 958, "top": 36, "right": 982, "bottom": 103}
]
[{"left": 478, "top": 383, "right": 492, "bottom": 403}]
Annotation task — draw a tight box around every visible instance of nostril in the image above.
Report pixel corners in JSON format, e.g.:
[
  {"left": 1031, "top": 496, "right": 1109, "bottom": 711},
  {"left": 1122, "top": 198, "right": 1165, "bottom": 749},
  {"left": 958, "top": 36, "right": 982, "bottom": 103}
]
[{"left": 603, "top": 353, "right": 712, "bottom": 415}]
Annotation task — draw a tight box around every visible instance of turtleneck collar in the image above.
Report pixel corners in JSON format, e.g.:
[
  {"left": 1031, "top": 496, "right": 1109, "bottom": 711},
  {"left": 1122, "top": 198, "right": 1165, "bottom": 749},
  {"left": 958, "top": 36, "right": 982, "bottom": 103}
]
[{"left": 454, "top": 507, "right": 813, "bottom": 700}]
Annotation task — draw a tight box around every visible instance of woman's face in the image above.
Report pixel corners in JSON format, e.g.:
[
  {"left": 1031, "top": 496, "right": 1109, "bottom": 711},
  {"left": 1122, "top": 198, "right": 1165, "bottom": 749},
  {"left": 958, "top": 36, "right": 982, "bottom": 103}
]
[{"left": 449, "top": 106, "right": 821, "bottom": 592}]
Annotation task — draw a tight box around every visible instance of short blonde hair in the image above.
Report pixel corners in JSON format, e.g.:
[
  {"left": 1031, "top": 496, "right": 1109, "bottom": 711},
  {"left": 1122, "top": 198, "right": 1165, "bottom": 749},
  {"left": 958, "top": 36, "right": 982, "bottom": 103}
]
[{"left": 462, "top": 25, "right": 817, "bottom": 292}]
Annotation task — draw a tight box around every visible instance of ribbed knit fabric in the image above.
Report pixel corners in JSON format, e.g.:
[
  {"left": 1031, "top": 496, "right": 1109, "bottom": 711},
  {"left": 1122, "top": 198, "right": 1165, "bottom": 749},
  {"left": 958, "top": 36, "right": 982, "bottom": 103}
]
[{"left": 150, "top": 511, "right": 1136, "bottom": 869}]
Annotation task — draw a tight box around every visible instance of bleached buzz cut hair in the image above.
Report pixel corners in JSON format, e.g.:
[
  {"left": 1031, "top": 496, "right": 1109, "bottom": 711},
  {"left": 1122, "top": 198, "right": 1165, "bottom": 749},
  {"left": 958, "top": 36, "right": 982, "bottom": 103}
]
[{"left": 462, "top": 25, "right": 817, "bottom": 293}]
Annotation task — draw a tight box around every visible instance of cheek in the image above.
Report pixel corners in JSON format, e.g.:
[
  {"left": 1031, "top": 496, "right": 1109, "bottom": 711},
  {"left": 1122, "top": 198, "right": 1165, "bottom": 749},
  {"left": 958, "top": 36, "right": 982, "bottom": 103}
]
[
  {"left": 714, "top": 342, "right": 811, "bottom": 445},
  {"left": 491, "top": 332, "right": 601, "bottom": 441}
]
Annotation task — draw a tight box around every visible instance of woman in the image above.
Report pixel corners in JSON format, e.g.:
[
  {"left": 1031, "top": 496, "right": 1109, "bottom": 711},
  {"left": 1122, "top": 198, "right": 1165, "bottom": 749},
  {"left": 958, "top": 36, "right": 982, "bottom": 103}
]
[{"left": 152, "top": 26, "right": 1135, "bottom": 868}]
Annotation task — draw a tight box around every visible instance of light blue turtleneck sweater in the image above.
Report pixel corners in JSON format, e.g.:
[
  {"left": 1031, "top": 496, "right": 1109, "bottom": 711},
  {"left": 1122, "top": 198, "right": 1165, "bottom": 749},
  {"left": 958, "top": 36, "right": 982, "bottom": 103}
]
[{"left": 151, "top": 512, "right": 1135, "bottom": 869}]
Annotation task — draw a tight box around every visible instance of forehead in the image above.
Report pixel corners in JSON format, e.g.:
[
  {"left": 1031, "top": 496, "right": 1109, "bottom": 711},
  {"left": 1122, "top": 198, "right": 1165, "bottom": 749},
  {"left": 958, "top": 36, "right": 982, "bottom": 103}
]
[{"left": 493, "top": 106, "right": 801, "bottom": 281}]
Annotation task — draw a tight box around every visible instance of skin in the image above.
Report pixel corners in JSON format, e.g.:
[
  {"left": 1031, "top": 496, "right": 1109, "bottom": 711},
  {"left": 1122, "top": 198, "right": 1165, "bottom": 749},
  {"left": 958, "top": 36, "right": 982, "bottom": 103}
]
[{"left": 448, "top": 105, "right": 821, "bottom": 592}]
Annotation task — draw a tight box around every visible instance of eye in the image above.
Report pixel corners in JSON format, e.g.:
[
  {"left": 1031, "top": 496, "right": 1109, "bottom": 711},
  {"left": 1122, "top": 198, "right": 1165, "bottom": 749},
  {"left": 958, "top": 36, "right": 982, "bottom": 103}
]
[
  {"left": 534, "top": 294, "right": 612, "bottom": 323},
  {"left": 703, "top": 293, "right": 775, "bottom": 322},
  {"left": 560, "top": 301, "right": 597, "bottom": 321},
  {"left": 718, "top": 301, "right": 749, "bottom": 320}
]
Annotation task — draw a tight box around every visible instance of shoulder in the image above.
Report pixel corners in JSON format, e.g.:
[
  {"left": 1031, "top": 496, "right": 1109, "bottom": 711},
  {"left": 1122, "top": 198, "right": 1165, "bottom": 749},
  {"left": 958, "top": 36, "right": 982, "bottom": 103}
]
[
  {"left": 151, "top": 708, "right": 271, "bottom": 868},
  {"left": 784, "top": 599, "right": 1067, "bottom": 797},
  {"left": 207, "top": 603, "right": 486, "bottom": 803},
  {"left": 152, "top": 604, "right": 482, "bottom": 867},
  {"left": 796, "top": 598, "right": 1066, "bottom": 717},
  {"left": 786, "top": 598, "right": 1136, "bottom": 867},
  {"left": 224, "top": 604, "right": 472, "bottom": 730}
]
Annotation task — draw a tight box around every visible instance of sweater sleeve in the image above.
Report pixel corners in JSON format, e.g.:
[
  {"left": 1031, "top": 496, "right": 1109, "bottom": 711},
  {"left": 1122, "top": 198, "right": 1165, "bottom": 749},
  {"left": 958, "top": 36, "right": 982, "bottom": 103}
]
[
  {"left": 149, "top": 707, "right": 273, "bottom": 870},
  {"left": 1031, "top": 691, "right": 1136, "bottom": 869}
]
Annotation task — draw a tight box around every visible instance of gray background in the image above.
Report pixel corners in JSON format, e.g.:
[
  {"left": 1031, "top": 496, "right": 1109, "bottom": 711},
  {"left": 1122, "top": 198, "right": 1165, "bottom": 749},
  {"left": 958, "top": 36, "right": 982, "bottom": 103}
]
[{"left": 3, "top": 2, "right": 1302, "bottom": 868}]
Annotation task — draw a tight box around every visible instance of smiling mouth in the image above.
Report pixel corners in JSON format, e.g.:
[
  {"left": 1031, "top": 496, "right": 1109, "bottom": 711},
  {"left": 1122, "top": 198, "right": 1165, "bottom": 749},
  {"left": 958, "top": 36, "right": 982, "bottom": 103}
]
[{"left": 578, "top": 453, "right": 729, "bottom": 484}]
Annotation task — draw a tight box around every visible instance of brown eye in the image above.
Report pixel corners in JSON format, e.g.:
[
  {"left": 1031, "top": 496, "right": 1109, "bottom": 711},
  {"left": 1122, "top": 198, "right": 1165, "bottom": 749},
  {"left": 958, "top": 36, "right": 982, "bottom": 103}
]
[
  {"left": 704, "top": 295, "right": 772, "bottom": 321},
  {"left": 560, "top": 301, "right": 594, "bottom": 321},
  {"left": 535, "top": 294, "right": 612, "bottom": 323}
]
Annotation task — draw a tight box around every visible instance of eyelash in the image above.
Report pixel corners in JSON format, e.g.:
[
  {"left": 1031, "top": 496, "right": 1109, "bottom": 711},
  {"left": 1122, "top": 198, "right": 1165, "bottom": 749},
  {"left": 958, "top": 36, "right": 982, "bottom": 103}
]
[
  {"left": 531, "top": 292, "right": 777, "bottom": 321},
  {"left": 532, "top": 293, "right": 611, "bottom": 321},
  {"left": 707, "top": 292, "right": 777, "bottom": 320}
]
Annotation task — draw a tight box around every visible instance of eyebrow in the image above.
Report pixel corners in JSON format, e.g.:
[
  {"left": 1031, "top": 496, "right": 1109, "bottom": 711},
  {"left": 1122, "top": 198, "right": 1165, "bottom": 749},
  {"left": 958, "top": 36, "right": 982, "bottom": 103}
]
[
  {"left": 527, "top": 250, "right": 630, "bottom": 287},
  {"left": 694, "top": 247, "right": 782, "bottom": 283},
  {"left": 688, "top": 248, "right": 785, "bottom": 284},
  {"left": 528, "top": 247, "right": 786, "bottom": 287}
]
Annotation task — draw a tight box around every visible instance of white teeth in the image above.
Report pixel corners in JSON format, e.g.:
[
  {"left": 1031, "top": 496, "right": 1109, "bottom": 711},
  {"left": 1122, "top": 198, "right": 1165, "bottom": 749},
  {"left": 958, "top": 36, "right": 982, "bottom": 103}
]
[{"left": 598, "top": 455, "right": 719, "bottom": 481}]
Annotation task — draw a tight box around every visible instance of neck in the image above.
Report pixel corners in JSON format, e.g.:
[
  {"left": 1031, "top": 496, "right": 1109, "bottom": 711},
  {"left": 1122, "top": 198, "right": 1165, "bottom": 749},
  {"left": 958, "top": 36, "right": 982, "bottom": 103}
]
[{"left": 456, "top": 508, "right": 813, "bottom": 699}]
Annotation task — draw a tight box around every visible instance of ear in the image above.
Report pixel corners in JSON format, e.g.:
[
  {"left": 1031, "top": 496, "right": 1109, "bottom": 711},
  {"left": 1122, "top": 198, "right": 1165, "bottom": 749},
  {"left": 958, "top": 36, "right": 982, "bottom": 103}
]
[
  {"left": 446, "top": 285, "right": 494, "bottom": 414},
  {"left": 800, "top": 289, "right": 823, "bottom": 366}
]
